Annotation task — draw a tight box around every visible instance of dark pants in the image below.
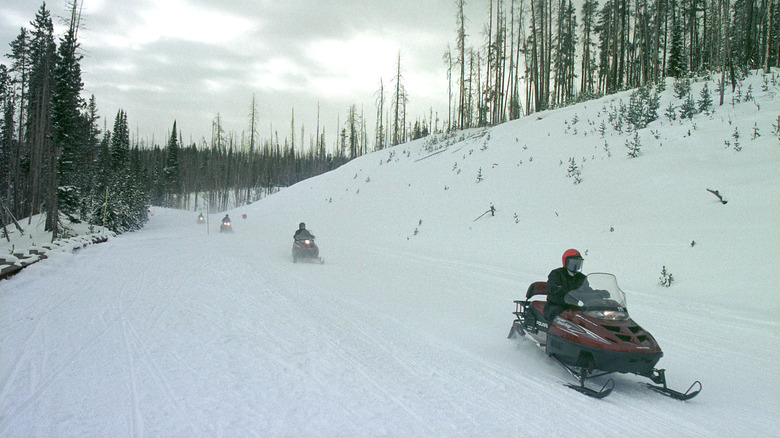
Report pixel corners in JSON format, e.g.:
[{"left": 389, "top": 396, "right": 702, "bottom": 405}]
[{"left": 543, "top": 303, "right": 567, "bottom": 322}]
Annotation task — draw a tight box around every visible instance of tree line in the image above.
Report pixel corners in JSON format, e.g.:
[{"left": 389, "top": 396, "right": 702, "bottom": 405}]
[
  {"left": 0, "top": 2, "right": 350, "bottom": 238},
  {"left": 446, "top": 0, "right": 778, "bottom": 129}
]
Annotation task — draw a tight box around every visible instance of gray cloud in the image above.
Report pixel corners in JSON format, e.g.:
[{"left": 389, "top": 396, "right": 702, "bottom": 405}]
[{"left": 2, "top": 0, "right": 486, "bottom": 148}]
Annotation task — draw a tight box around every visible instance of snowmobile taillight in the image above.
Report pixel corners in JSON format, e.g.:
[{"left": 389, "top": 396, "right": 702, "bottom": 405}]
[{"left": 584, "top": 310, "right": 629, "bottom": 321}]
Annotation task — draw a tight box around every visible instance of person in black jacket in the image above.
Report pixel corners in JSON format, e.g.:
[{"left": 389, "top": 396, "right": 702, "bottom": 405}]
[
  {"left": 544, "top": 249, "right": 586, "bottom": 322},
  {"left": 294, "top": 222, "right": 313, "bottom": 240}
]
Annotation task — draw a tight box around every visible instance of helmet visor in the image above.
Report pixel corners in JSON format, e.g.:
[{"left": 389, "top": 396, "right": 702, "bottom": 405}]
[{"left": 566, "top": 257, "right": 584, "bottom": 272}]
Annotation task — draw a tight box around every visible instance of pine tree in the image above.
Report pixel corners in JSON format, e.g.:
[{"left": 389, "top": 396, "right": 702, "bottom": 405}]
[
  {"left": 698, "top": 83, "right": 713, "bottom": 113},
  {"left": 566, "top": 157, "right": 582, "bottom": 183},
  {"left": 164, "top": 121, "right": 180, "bottom": 207},
  {"left": 626, "top": 131, "right": 641, "bottom": 157},
  {"left": 679, "top": 93, "right": 697, "bottom": 118},
  {"left": 111, "top": 109, "right": 130, "bottom": 167},
  {"left": 53, "top": 0, "right": 86, "bottom": 222},
  {"left": 667, "top": 2, "right": 687, "bottom": 78},
  {"left": 0, "top": 66, "right": 10, "bottom": 202}
]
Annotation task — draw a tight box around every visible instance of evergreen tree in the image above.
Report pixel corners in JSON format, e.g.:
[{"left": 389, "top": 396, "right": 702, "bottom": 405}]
[
  {"left": 53, "top": 0, "right": 86, "bottom": 222},
  {"left": 667, "top": 2, "right": 687, "bottom": 78},
  {"left": 679, "top": 93, "right": 697, "bottom": 118},
  {"left": 8, "top": 29, "right": 30, "bottom": 153},
  {"left": 97, "top": 109, "right": 149, "bottom": 233},
  {"left": 0, "top": 66, "right": 10, "bottom": 201},
  {"left": 164, "top": 121, "right": 180, "bottom": 207},
  {"left": 698, "top": 83, "right": 713, "bottom": 113},
  {"left": 110, "top": 109, "right": 129, "bottom": 167},
  {"left": 626, "top": 131, "right": 641, "bottom": 157}
]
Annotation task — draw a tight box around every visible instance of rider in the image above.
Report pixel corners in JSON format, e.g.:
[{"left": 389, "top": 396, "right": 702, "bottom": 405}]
[
  {"left": 294, "top": 222, "right": 313, "bottom": 240},
  {"left": 222, "top": 214, "right": 231, "bottom": 224},
  {"left": 544, "top": 249, "right": 586, "bottom": 322}
]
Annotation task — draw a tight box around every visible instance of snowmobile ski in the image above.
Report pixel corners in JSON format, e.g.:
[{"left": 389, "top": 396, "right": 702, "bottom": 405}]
[
  {"left": 565, "top": 379, "right": 614, "bottom": 399},
  {"left": 646, "top": 379, "right": 702, "bottom": 401}
]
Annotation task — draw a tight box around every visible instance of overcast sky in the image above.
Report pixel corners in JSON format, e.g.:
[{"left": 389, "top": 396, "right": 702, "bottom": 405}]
[{"left": 2, "top": 0, "right": 487, "bottom": 150}]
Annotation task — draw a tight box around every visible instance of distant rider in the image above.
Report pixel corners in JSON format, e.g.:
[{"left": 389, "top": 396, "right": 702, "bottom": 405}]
[
  {"left": 544, "top": 249, "right": 586, "bottom": 322},
  {"left": 294, "top": 222, "right": 313, "bottom": 240}
]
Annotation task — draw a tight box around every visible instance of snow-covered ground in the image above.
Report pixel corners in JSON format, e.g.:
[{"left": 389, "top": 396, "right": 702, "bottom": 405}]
[{"left": 2, "top": 71, "right": 779, "bottom": 436}]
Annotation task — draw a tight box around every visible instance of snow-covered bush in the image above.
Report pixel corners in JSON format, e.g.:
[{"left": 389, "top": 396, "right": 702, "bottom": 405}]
[
  {"left": 626, "top": 132, "right": 641, "bottom": 158},
  {"left": 659, "top": 266, "right": 674, "bottom": 287},
  {"left": 566, "top": 158, "right": 582, "bottom": 184}
]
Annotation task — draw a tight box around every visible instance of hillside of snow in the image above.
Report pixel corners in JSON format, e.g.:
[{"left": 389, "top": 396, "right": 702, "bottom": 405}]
[{"left": 1, "top": 71, "right": 778, "bottom": 436}]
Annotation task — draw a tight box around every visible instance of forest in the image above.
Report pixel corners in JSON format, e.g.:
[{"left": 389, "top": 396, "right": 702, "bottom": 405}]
[{"left": 0, "top": 0, "right": 777, "bottom": 237}]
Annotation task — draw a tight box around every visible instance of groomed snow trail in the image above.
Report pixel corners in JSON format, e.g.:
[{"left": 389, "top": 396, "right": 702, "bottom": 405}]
[{"left": 1, "top": 208, "right": 774, "bottom": 437}]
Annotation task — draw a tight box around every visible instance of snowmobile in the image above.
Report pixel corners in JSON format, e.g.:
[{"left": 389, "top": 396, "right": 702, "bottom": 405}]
[
  {"left": 219, "top": 219, "right": 233, "bottom": 233},
  {"left": 197, "top": 214, "right": 205, "bottom": 224},
  {"left": 292, "top": 235, "right": 323, "bottom": 263},
  {"left": 507, "top": 273, "right": 701, "bottom": 400}
]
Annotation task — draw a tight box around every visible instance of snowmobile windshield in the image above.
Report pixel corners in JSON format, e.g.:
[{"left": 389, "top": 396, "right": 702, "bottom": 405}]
[{"left": 563, "top": 273, "right": 628, "bottom": 311}]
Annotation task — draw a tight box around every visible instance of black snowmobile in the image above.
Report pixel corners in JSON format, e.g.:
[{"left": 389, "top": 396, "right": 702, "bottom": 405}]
[
  {"left": 220, "top": 217, "right": 233, "bottom": 233},
  {"left": 292, "top": 234, "right": 323, "bottom": 264},
  {"left": 508, "top": 273, "right": 701, "bottom": 399}
]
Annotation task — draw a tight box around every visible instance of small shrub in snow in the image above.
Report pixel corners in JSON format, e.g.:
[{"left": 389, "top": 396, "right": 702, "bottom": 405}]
[
  {"left": 626, "top": 132, "right": 642, "bottom": 158},
  {"left": 698, "top": 83, "right": 713, "bottom": 113},
  {"left": 679, "top": 93, "right": 697, "bottom": 119},
  {"left": 664, "top": 102, "right": 677, "bottom": 122},
  {"left": 673, "top": 78, "right": 691, "bottom": 99},
  {"left": 627, "top": 85, "right": 660, "bottom": 130},
  {"left": 752, "top": 123, "right": 761, "bottom": 140},
  {"left": 744, "top": 84, "right": 753, "bottom": 102},
  {"left": 659, "top": 266, "right": 674, "bottom": 287},
  {"left": 732, "top": 127, "right": 742, "bottom": 151},
  {"left": 603, "top": 140, "right": 612, "bottom": 157},
  {"left": 476, "top": 167, "right": 483, "bottom": 183},
  {"left": 656, "top": 77, "right": 667, "bottom": 92},
  {"left": 566, "top": 158, "right": 582, "bottom": 184}
]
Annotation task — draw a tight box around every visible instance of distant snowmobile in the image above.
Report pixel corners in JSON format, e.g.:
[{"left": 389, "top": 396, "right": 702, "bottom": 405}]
[
  {"left": 220, "top": 216, "right": 233, "bottom": 233},
  {"left": 292, "top": 235, "right": 323, "bottom": 264},
  {"left": 507, "top": 273, "right": 701, "bottom": 399},
  {"left": 197, "top": 214, "right": 205, "bottom": 224}
]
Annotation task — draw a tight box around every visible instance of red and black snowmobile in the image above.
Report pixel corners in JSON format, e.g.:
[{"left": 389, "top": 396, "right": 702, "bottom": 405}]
[
  {"left": 292, "top": 235, "right": 323, "bottom": 264},
  {"left": 507, "top": 273, "right": 701, "bottom": 399}
]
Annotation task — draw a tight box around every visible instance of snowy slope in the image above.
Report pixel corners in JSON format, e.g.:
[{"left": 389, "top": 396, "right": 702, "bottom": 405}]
[{"left": 1, "top": 71, "right": 779, "bottom": 436}]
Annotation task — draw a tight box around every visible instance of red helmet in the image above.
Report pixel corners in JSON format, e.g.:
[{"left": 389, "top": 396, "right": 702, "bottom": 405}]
[{"left": 562, "top": 248, "right": 583, "bottom": 272}]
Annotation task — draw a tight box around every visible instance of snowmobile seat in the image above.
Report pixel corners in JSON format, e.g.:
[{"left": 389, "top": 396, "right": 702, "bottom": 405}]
[{"left": 526, "top": 281, "right": 547, "bottom": 299}]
